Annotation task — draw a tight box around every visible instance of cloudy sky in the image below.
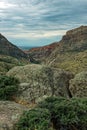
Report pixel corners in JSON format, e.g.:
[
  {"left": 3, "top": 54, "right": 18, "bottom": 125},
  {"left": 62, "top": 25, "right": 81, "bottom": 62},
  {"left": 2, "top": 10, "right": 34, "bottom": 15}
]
[{"left": 0, "top": 0, "right": 87, "bottom": 47}]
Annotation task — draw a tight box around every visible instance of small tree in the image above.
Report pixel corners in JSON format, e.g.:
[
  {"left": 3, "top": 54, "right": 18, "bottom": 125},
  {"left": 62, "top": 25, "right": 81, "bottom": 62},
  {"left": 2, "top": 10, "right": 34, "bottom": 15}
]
[{"left": 0, "top": 75, "right": 19, "bottom": 100}]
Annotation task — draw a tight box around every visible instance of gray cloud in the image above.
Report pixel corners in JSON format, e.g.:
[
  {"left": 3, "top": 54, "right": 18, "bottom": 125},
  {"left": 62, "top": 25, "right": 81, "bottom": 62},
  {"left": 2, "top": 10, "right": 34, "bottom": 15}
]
[{"left": 0, "top": 0, "right": 87, "bottom": 46}]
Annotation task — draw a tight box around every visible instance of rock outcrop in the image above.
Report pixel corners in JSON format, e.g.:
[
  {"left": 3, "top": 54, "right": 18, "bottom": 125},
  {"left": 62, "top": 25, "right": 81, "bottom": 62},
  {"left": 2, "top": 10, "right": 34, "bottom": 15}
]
[
  {"left": 61, "top": 25, "right": 87, "bottom": 52},
  {"left": 0, "top": 33, "right": 28, "bottom": 59},
  {"left": 0, "top": 101, "right": 28, "bottom": 130},
  {"left": 7, "top": 64, "right": 73, "bottom": 103},
  {"left": 69, "top": 71, "right": 87, "bottom": 97}
]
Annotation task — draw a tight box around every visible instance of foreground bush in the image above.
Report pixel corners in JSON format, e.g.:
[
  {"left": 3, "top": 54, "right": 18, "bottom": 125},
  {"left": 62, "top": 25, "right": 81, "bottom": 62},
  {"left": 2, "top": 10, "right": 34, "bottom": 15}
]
[
  {"left": 38, "top": 97, "right": 87, "bottom": 130},
  {"left": 15, "top": 108, "right": 51, "bottom": 130},
  {"left": 0, "top": 75, "right": 19, "bottom": 100}
]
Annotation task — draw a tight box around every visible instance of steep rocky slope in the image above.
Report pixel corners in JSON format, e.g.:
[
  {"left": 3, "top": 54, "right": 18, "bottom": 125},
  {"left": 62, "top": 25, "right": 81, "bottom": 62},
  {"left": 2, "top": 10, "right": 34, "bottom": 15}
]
[
  {"left": 7, "top": 64, "right": 73, "bottom": 103},
  {"left": 46, "top": 26, "right": 87, "bottom": 73},
  {"left": 0, "top": 33, "right": 28, "bottom": 59}
]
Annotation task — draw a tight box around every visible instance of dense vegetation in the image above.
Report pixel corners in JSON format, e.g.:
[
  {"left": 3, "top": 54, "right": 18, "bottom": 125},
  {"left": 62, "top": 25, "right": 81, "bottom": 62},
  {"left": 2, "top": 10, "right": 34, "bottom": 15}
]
[
  {"left": 15, "top": 108, "right": 51, "bottom": 130},
  {"left": 39, "top": 97, "right": 87, "bottom": 130},
  {"left": 0, "top": 75, "right": 19, "bottom": 100},
  {"left": 15, "top": 97, "right": 87, "bottom": 130},
  {"left": 0, "top": 55, "right": 29, "bottom": 75}
]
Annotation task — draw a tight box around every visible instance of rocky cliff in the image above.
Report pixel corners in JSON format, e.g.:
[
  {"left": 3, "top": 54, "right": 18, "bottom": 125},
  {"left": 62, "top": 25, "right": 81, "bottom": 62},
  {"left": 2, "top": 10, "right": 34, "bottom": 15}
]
[
  {"left": 60, "top": 25, "right": 87, "bottom": 52},
  {"left": 46, "top": 26, "right": 87, "bottom": 73}
]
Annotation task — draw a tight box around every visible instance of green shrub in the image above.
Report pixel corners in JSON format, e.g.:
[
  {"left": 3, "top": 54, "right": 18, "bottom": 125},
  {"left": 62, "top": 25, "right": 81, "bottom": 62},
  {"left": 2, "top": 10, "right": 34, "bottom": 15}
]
[
  {"left": 15, "top": 108, "right": 51, "bottom": 130},
  {"left": 38, "top": 97, "right": 87, "bottom": 130},
  {"left": 0, "top": 75, "right": 19, "bottom": 100}
]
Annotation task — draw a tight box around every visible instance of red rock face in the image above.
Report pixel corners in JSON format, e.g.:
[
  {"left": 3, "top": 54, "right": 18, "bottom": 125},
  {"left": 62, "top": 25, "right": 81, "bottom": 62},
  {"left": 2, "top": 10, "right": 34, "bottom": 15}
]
[
  {"left": 25, "top": 42, "right": 59, "bottom": 61},
  {"left": 0, "top": 34, "right": 28, "bottom": 59}
]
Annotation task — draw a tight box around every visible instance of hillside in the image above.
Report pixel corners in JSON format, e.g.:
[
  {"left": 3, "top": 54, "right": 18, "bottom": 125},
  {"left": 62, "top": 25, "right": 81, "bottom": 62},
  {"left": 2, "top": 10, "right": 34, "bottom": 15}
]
[
  {"left": 0, "top": 54, "right": 29, "bottom": 75},
  {"left": 0, "top": 33, "right": 28, "bottom": 59},
  {"left": 45, "top": 26, "right": 87, "bottom": 73},
  {"left": 0, "top": 34, "right": 30, "bottom": 74}
]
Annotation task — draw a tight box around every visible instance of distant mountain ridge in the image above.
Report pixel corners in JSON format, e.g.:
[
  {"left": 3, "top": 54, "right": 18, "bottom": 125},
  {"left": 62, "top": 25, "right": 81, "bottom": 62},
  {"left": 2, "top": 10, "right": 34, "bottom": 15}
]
[
  {"left": 18, "top": 46, "right": 35, "bottom": 50},
  {"left": 25, "top": 42, "right": 58, "bottom": 61},
  {"left": 0, "top": 33, "right": 28, "bottom": 59}
]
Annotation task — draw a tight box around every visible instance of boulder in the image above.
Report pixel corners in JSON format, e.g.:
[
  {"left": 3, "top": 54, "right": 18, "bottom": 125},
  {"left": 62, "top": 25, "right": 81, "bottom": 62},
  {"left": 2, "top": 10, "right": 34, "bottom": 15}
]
[
  {"left": 69, "top": 71, "right": 87, "bottom": 97},
  {"left": 7, "top": 64, "right": 74, "bottom": 103},
  {"left": 0, "top": 101, "right": 28, "bottom": 130}
]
